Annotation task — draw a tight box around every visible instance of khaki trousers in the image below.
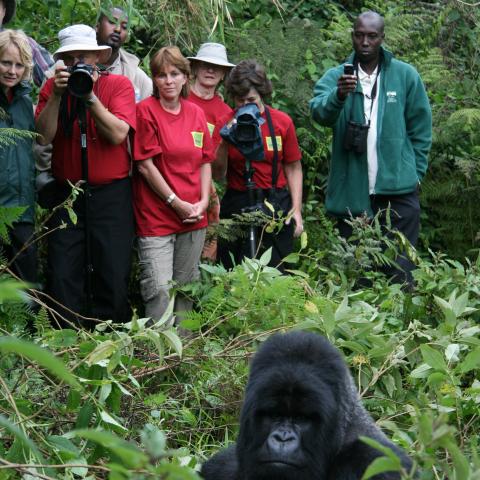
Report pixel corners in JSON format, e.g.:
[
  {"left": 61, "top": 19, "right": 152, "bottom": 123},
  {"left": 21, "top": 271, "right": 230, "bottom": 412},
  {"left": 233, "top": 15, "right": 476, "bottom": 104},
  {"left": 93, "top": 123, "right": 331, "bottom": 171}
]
[{"left": 137, "top": 229, "right": 206, "bottom": 325}]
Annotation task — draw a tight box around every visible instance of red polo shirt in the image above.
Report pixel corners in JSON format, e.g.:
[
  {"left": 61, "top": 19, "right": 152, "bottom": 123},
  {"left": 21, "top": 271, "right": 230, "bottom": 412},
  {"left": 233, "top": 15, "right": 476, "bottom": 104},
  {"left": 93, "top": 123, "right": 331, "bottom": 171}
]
[
  {"left": 36, "top": 73, "right": 136, "bottom": 185},
  {"left": 133, "top": 97, "right": 215, "bottom": 236},
  {"left": 187, "top": 91, "right": 232, "bottom": 140},
  {"left": 213, "top": 106, "right": 302, "bottom": 191}
]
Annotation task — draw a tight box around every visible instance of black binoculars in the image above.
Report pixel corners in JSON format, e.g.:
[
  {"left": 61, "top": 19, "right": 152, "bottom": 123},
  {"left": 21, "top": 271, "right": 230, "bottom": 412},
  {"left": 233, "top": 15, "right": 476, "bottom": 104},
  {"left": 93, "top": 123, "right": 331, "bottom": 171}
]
[{"left": 343, "top": 120, "right": 369, "bottom": 154}]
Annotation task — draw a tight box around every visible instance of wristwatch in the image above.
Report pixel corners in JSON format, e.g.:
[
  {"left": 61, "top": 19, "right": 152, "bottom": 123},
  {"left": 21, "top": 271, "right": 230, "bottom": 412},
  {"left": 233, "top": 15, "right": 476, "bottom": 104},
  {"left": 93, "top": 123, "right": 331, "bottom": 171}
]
[{"left": 166, "top": 193, "right": 176, "bottom": 205}]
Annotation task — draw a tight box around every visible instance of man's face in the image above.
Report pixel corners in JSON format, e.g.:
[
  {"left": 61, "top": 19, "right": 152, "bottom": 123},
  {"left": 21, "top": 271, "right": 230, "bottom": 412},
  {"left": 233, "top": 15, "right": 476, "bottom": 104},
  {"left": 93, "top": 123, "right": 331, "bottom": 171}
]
[
  {"left": 60, "top": 50, "right": 100, "bottom": 67},
  {"left": 96, "top": 8, "right": 128, "bottom": 50},
  {"left": 352, "top": 16, "right": 384, "bottom": 65},
  {"left": 0, "top": 1, "right": 6, "bottom": 26}
]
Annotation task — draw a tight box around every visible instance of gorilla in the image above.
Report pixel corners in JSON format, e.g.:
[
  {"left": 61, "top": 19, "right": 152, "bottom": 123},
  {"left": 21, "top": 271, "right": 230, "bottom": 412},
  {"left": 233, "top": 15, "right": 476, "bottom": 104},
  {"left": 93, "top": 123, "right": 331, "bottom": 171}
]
[{"left": 201, "top": 331, "right": 413, "bottom": 480}]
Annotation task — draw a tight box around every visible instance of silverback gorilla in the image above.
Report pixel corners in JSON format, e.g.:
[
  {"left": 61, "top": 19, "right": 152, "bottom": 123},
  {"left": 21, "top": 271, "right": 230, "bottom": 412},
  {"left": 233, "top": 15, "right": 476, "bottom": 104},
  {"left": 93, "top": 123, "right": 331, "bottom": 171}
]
[{"left": 201, "top": 331, "right": 413, "bottom": 480}]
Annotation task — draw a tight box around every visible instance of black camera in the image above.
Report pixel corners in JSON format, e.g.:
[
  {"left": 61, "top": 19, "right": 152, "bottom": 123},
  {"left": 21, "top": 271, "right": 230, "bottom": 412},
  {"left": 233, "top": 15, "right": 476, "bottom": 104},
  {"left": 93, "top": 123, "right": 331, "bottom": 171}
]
[
  {"left": 344, "top": 120, "right": 369, "bottom": 154},
  {"left": 67, "top": 63, "right": 94, "bottom": 97},
  {"left": 220, "top": 103, "right": 265, "bottom": 161}
]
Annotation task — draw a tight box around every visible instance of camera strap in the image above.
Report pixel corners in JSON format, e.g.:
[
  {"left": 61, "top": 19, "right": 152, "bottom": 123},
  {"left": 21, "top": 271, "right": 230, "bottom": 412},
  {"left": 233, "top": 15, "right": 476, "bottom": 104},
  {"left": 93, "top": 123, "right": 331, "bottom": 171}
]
[
  {"left": 264, "top": 106, "right": 278, "bottom": 190},
  {"left": 60, "top": 93, "right": 80, "bottom": 138}
]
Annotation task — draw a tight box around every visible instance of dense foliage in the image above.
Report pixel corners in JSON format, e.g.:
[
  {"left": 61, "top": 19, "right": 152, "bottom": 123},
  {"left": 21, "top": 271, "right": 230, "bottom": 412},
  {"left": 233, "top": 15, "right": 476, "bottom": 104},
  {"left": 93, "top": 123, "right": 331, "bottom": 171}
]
[{"left": 1, "top": 0, "right": 480, "bottom": 479}]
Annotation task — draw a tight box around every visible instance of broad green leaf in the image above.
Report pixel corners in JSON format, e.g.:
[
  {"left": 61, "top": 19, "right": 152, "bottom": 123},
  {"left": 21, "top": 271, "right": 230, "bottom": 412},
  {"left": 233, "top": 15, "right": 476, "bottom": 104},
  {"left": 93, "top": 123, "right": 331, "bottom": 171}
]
[
  {"left": 99, "top": 409, "right": 127, "bottom": 431},
  {"left": 152, "top": 296, "right": 174, "bottom": 329},
  {"left": 322, "top": 302, "right": 336, "bottom": 335},
  {"left": 433, "top": 295, "right": 457, "bottom": 325},
  {"left": 99, "top": 382, "right": 112, "bottom": 404},
  {"left": 69, "top": 429, "right": 148, "bottom": 469},
  {"left": 67, "top": 206, "right": 78, "bottom": 225},
  {"left": 145, "top": 329, "right": 165, "bottom": 363},
  {"left": 420, "top": 344, "right": 448, "bottom": 372},
  {"left": 66, "top": 388, "right": 81, "bottom": 411},
  {"left": 427, "top": 372, "right": 447, "bottom": 387},
  {"left": 300, "top": 230, "right": 308, "bottom": 250},
  {"left": 0, "top": 336, "right": 81, "bottom": 389},
  {"left": 75, "top": 402, "right": 95, "bottom": 429},
  {"left": 362, "top": 456, "right": 402, "bottom": 479},
  {"left": 162, "top": 329, "right": 183, "bottom": 358},
  {"left": 48, "top": 435, "right": 80, "bottom": 461},
  {"left": 86, "top": 340, "right": 117, "bottom": 366},
  {"left": 68, "top": 457, "right": 88, "bottom": 478},
  {"left": 360, "top": 436, "right": 402, "bottom": 461},
  {"left": 451, "top": 291, "right": 469, "bottom": 317},
  {"left": 259, "top": 248, "right": 272, "bottom": 266},
  {"left": 282, "top": 253, "right": 299, "bottom": 264},
  {"left": 445, "top": 343, "right": 460, "bottom": 363},
  {"left": 458, "top": 347, "right": 480, "bottom": 373}
]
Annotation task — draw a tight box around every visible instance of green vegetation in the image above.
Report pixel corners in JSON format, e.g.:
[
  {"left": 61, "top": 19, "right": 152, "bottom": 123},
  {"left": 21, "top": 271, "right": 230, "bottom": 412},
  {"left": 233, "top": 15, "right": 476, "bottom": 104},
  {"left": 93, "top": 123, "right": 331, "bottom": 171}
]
[{"left": 1, "top": 0, "right": 480, "bottom": 478}]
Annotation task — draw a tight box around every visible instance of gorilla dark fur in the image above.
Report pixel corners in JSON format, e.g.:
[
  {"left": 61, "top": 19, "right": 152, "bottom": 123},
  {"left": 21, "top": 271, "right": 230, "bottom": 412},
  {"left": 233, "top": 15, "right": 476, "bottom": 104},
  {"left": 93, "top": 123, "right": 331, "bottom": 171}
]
[{"left": 201, "top": 331, "right": 413, "bottom": 480}]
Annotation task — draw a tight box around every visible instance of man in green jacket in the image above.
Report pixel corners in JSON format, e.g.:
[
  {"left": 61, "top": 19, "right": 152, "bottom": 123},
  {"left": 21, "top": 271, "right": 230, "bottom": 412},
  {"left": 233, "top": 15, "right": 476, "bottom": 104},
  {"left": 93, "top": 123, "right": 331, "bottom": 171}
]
[{"left": 309, "top": 11, "right": 432, "bottom": 284}]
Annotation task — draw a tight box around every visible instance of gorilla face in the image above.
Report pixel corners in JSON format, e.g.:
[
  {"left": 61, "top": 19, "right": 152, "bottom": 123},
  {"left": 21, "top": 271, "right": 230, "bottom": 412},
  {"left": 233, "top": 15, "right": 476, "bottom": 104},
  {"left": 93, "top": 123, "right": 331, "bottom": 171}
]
[{"left": 236, "top": 334, "right": 349, "bottom": 480}]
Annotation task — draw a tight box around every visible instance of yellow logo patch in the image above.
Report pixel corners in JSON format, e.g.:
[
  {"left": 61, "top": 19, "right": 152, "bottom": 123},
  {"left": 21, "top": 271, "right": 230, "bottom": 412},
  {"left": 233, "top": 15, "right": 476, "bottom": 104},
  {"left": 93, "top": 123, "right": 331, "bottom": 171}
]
[
  {"left": 266, "top": 136, "right": 282, "bottom": 151},
  {"left": 191, "top": 131, "right": 204, "bottom": 148},
  {"left": 207, "top": 122, "right": 215, "bottom": 137}
]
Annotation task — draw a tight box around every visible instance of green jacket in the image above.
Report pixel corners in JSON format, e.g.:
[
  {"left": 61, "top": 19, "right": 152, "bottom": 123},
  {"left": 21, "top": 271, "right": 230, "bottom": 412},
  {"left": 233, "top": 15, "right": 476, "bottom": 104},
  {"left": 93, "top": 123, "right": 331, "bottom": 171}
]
[
  {"left": 0, "top": 82, "right": 36, "bottom": 223},
  {"left": 309, "top": 48, "right": 432, "bottom": 217}
]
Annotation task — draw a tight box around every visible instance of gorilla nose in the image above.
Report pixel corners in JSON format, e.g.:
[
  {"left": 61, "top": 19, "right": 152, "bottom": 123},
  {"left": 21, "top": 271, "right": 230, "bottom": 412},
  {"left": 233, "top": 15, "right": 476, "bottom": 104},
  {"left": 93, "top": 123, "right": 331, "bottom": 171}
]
[{"left": 267, "top": 428, "right": 300, "bottom": 454}]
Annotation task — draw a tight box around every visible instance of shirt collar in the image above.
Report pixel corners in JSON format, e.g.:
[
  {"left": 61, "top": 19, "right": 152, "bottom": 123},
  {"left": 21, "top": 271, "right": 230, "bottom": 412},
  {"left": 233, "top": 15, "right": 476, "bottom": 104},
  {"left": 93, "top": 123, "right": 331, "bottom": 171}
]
[{"left": 358, "top": 64, "right": 379, "bottom": 81}]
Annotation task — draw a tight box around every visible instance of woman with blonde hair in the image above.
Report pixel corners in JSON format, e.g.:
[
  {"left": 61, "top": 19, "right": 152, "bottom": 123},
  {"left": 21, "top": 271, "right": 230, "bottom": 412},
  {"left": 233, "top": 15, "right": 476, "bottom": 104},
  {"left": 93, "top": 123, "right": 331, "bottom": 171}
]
[
  {"left": 133, "top": 46, "right": 214, "bottom": 325},
  {"left": 0, "top": 29, "right": 37, "bottom": 283}
]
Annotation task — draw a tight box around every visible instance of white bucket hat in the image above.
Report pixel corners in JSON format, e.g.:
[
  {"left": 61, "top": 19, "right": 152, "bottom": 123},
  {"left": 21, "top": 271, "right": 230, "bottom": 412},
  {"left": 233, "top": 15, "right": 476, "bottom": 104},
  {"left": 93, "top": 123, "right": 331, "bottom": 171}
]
[
  {"left": 188, "top": 42, "right": 235, "bottom": 68},
  {"left": 53, "top": 24, "right": 111, "bottom": 64}
]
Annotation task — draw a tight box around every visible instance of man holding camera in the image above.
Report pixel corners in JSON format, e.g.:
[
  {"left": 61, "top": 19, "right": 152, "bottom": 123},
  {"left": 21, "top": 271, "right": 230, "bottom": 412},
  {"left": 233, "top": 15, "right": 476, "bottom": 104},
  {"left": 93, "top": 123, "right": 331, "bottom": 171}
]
[
  {"left": 35, "top": 24, "right": 136, "bottom": 326},
  {"left": 309, "top": 11, "right": 432, "bottom": 284}
]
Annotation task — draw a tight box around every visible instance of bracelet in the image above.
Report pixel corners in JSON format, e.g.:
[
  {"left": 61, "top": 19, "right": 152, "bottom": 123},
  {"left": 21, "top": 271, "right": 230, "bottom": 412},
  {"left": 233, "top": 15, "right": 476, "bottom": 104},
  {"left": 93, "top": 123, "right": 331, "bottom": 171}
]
[
  {"left": 166, "top": 193, "right": 176, "bottom": 205},
  {"left": 84, "top": 94, "right": 98, "bottom": 107}
]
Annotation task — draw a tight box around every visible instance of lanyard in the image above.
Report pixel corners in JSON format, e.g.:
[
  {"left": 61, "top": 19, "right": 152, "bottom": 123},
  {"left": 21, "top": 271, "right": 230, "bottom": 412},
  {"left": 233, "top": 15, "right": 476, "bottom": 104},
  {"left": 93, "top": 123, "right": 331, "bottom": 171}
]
[{"left": 359, "top": 66, "right": 380, "bottom": 125}]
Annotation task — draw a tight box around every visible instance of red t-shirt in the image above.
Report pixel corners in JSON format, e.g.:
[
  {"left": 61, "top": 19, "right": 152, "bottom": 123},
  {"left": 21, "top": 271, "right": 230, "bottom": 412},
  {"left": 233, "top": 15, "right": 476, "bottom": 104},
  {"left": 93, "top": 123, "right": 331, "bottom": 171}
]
[
  {"left": 187, "top": 91, "right": 233, "bottom": 140},
  {"left": 133, "top": 97, "right": 215, "bottom": 236},
  {"left": 36, "top": 74, "right": 136, "bottom": 185},
  {"left": 213, "top": 106, "right": 302, "bottom": 191}
]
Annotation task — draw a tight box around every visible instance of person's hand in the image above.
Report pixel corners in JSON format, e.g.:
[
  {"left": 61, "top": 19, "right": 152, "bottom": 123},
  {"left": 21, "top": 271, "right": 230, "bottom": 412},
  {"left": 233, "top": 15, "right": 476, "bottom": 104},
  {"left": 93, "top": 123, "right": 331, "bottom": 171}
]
[
  {"left": 286, "top": 209, "right": 304, "bottom": 238},
  {"left": 191, "top": 199, "right": 209, "bottom": 217},
  {"left": 337, "top": 73, "right": 357, "bottom": 101},
  {"left": 171, "top": 198, "right": 204, "bottom": 224},
  {"left": 52, "top": 60, "right": 70, "bottom": 97}
]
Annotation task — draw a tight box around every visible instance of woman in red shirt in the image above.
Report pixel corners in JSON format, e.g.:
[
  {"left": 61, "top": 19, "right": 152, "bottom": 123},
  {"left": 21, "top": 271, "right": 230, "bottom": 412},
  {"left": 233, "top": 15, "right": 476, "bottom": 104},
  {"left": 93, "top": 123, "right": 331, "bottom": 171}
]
[
  {"left": 187, "top": 43, "right": 234, "bottom": 261},
  {"left": 133, "top": 46, "right": 214, "bottom": 325},
  {"left": 213, "top": 59, "right": 304, "bottom": 270}
]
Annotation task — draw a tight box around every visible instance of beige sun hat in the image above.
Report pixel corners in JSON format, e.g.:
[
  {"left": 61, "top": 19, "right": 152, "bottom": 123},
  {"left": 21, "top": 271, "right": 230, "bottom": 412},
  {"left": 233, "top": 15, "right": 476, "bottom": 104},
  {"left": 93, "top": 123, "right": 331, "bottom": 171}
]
[
  {"left": 188, "top": 42, "right": 235, "bottom": 68},
  {"left": 53, "top": 24, "right": 111, "bottom": 64}
]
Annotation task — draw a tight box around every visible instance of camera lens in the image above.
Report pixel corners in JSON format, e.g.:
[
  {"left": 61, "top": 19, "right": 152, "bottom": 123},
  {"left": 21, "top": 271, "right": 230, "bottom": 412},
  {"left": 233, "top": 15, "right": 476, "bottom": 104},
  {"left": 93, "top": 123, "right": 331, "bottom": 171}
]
[{"left": 68, "top": 69, "right": 93, "bottom": 97}]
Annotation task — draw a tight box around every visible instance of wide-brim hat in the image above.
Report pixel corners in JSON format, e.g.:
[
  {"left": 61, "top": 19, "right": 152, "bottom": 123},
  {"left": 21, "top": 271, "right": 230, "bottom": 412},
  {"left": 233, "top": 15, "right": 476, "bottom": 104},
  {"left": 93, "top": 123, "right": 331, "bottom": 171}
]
[
  {"left": 53, "top": 24, "right": 111, "bottom": 64},
  {"left": 188, "top": 42, "right": 235, "bottom": 68},
  {"left": 3, "top": 0, "right": 16, "bottom": 24}
]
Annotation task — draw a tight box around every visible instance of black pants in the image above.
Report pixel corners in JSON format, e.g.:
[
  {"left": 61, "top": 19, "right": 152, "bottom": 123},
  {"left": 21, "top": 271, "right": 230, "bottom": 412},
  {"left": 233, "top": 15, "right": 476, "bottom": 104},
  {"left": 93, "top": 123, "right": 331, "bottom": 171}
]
[
  {"left": 217, "top": 188, "right": 294, "bottom": 271},
  {"left": 2, "top": 222, "right": 37, "bottom": 284},
  {"left": 47, "top": 178, "right": 134, "bottom": 327},
  {"left": 336, "top": 190, "right": 420, "bottom": 285}
]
